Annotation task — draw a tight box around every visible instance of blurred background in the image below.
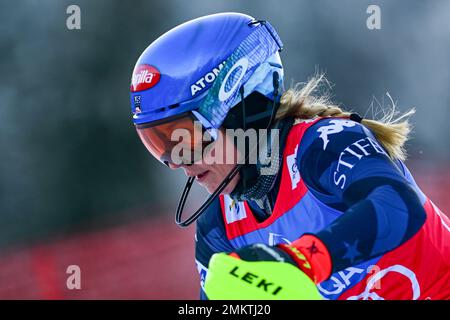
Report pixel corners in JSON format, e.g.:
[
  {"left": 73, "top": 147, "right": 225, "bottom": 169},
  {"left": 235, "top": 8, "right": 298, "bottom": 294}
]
[{"left": 0, "top": 0, "right": 449, "bottom": 299}]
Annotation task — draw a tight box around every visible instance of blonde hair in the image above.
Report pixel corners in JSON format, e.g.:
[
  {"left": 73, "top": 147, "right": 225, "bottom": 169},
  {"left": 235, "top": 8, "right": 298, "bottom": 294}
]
[{"left": 276, "top": 74, "right": 415, "bottom": 161}]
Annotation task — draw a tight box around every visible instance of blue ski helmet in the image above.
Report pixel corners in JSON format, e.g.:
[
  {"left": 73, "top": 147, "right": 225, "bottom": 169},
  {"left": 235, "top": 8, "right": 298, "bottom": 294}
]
[{"left": 130, "top": 12, "right": 284, "bottom": 133}]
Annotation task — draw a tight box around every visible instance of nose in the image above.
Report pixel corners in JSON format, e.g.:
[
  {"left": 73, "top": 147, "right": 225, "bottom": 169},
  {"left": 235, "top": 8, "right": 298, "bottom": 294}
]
[{"left": 160, "top": 152, "right": 183, "bottom": 169}]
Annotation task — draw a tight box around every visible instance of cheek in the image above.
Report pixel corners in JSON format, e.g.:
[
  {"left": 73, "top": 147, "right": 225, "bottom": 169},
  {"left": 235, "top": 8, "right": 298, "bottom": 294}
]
[
  {"left": 203, "top": 167, "right": 220, "bottom": 186},
  {"left": 210, "top": 163, "right": 235, "bottom": 180}
]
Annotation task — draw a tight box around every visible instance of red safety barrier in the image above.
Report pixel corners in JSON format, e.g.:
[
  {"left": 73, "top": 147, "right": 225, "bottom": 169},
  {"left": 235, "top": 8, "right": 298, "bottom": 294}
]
[
  {"left": 0, "top": 164, "right": 448, "bottom": 299},
  {"left": 0, "top": 217, "right": 197, "bottom": 299}
]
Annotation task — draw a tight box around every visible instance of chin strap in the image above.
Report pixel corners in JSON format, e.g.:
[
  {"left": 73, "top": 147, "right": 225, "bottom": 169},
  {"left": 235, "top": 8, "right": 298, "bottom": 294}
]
[
  {"left": 230, "top": 116, "right": 293, "bottom": 207},
  {"left": 175, "top": 72, "right": 281, "bottom": 227}
]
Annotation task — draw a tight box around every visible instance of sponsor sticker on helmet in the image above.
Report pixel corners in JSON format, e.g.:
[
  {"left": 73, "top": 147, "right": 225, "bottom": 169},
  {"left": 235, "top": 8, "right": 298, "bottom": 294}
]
[
  {"left": 131, "top": 64, "right": 160, "bottom": 92},
  {"left": 133, "top": 95, "right": 142, "bottom": 114},
  {"left": 218, "top": 57, "right": 249, "bottom": 102}
]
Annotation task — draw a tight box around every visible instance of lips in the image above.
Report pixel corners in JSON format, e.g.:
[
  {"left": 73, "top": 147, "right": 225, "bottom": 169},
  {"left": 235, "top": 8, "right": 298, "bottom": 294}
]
[{"left": 196, "top": 171, "right": 210, "bottom": 182}]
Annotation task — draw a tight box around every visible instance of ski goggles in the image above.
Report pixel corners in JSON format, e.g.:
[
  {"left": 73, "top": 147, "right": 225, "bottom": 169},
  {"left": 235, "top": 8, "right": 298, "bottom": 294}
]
[{"left": 135, "top": 112, "right": 217, "bottom": 166}]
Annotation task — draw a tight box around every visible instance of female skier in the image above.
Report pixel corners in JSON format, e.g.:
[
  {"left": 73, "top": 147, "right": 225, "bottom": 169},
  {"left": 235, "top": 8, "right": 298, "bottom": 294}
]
[{"left": 129, "top": 12, "right": 450, "bottom": 300}]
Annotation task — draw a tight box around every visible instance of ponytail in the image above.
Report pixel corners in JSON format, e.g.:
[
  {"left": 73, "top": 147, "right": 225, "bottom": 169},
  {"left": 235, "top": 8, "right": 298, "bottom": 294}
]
[{"left": 276, "top": 74, "right": 414, "bottom": 161}]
